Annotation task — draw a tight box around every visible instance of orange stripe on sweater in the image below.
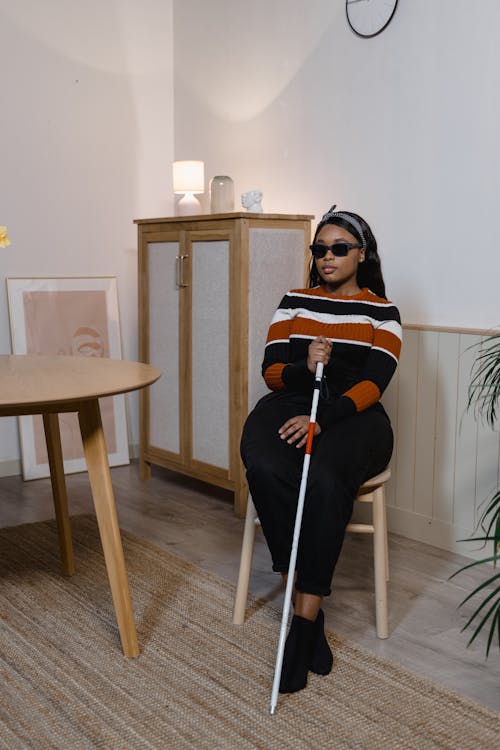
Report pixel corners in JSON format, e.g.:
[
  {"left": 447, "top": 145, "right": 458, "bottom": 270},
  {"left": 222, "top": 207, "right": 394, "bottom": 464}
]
[
  {"left": 267, "top": 319, "right": 375, "bottom": 344},
  {"left": 373, "top": 329, "right": 402, "bottom": 359},
  {"left": 264, "top": 363, "right": 287, "bottom": 390},
  {"left": 266, "top": 320, "right": 290, "bottom": 343},
  {"left": 291, "top": 320, "right": 374, "bottom": 342},
  {"left": 344, "top": 380, "right": 381, "bottom": 411}
]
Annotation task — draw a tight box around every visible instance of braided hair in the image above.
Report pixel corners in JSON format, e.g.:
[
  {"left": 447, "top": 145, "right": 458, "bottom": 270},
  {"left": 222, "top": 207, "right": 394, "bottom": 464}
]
[{"left": 308, "top": 208, "right": 387, "bottom": 299}]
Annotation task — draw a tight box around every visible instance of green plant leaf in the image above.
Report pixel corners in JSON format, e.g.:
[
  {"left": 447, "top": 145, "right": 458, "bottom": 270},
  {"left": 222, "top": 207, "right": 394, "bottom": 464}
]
[
  {"left": 459, "top": 580, "right": 500, "bottom": 609},
  {"left": 456, "top": 536, "right": 498, "bottom": 543},
  {"left": 457, "top": 333, "right": 500, "bottom": 655},
  {"left": 449, "top": 555, "right": 499, "bottom": 579},
  {"left": 465, "top": 596, "right": 500, "bottom": 649},
  {"left": 460, "top": 583, "right": 500, "bottom": 619},
  {"left": 467, "top": 334, "right": 500, "bottom": 427},
  {"left": 486, "top": 608, "right": 500, "bottom": 657}
]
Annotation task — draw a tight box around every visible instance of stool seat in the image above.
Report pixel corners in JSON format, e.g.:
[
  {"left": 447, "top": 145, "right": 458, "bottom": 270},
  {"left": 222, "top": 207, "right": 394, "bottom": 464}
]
[
  {"left": 357, "top": 467, "right": 391, "bottom": 493},
  {"left": 233, "top": 468, "right": 391, "bottom": 639}
]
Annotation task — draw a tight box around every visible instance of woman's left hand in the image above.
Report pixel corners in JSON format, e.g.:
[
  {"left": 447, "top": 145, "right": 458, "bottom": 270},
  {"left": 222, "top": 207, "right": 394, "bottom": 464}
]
[{"left": 278, "top": 415, "right": 321, "bottom": 448}]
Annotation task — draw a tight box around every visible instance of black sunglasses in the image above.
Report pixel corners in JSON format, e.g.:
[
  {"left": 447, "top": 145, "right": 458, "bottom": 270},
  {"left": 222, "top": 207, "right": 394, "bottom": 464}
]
[{"left": 309, "top": 242, "right": 363, "bottom": 259}]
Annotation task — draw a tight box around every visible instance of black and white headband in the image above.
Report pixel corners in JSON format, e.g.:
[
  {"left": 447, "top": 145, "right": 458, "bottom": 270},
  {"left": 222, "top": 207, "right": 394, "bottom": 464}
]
[{"left": 319, "top": 205, "right": 367, "bottom": 250}]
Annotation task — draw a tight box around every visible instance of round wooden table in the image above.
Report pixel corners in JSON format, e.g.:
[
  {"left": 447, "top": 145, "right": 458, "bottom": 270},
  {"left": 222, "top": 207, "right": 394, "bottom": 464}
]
[{"left": 0, "top": 355, "right": 161, "bottom": 657}]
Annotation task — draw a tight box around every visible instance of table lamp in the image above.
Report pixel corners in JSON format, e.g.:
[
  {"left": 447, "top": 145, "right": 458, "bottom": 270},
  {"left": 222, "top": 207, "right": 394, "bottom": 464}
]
[{"left": 173, "top": 160, "right": 205, "bottom": 215}]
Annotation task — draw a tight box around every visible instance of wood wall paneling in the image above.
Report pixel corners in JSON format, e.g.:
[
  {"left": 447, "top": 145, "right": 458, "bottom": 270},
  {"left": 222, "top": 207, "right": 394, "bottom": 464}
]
[
  {"left": 384, "top": 326, "right": 500, "bottom": 560},
  {"left": 453, "top": 334, "right": 481, "bottom": 536},
  {"left": 433, "top": 332, "right": 460, "bottom": 527}
]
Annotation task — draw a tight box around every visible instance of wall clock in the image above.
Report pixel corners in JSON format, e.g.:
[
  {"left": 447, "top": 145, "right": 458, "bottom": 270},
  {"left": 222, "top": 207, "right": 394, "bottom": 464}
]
[{"left": 346, "top": 0, "right": 399, "bottom": 39}]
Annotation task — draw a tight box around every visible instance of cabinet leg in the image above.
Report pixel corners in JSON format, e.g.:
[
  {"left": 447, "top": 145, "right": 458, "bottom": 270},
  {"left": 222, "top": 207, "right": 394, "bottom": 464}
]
[
  {"left": 234, "top": 483, "right": 249, "bottom": 518},
  {"left": 139, "top": 455, "right": 152, "bottom": 480}
]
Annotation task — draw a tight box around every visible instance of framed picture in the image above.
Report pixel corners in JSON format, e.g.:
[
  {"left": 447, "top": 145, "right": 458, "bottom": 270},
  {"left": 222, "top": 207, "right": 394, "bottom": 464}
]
[{"left": 7, "top": 276, "right": 130, "bottom": 480}]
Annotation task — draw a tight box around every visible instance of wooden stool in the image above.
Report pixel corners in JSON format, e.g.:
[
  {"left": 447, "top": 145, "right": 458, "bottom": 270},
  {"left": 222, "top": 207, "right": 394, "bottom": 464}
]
[{"left": 233, "top": 468, "right": 391, "bottom": 638}]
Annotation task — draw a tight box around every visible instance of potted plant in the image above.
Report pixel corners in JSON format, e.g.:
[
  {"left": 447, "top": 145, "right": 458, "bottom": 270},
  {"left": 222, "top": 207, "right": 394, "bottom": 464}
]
[
  {"left": 0, "top": 226, "right": 11, "bottom": 248},
  {"left": 450, "top": 334, "right": 500, "bottom": 655}
]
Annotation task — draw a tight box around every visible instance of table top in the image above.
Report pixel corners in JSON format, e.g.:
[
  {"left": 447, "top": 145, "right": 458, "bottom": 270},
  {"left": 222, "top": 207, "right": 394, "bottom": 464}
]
[{"left": 0, "top": 355, "right": 161, "bottom": 414}]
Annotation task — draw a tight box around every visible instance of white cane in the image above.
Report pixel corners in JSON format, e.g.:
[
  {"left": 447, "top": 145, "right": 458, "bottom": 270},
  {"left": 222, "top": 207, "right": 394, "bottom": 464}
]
[{"left": 269, "top": 361, "right": 324, "bottom": 715}]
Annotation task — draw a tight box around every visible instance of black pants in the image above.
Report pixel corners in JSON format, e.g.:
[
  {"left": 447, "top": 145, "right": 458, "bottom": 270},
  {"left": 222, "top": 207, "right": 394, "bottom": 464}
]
[{"left": 240, "top": 392, "right": 393, "bottom": 597}]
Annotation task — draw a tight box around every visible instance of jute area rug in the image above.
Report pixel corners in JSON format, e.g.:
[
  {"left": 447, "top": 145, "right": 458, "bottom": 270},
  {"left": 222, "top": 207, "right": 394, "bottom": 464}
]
[{"left": 0, "top": 516, "right": 498, "bottom": 750}]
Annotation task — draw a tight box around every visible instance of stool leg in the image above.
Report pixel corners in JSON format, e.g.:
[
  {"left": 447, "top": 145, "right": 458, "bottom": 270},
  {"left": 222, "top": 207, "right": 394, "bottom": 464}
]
[
  {"left": 233, "top": 496, "right": 258, "bottom": 625},
  {"left": 373, "top": 486, "right": 389, "bottom": 639},
  {"left": 382, "top": 493, "right": 390, "bottom": 582}
]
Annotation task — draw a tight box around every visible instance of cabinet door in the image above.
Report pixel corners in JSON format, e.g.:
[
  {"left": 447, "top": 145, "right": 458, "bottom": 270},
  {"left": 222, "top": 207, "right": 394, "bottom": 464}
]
[
  {"left": 189, "top": 232, "right": 230, "bottom": 475},
  {"left": 247, "top": 226, "right": 309, "bottom": 410},
  {"left": 146, "top": 236, "right": 184, "bottom": 461}
]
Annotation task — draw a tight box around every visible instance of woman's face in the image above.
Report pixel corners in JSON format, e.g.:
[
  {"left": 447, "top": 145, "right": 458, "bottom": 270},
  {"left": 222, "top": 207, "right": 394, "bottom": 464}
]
[{"left": 313, "top": 223, "right": 365, "bottom": 294}]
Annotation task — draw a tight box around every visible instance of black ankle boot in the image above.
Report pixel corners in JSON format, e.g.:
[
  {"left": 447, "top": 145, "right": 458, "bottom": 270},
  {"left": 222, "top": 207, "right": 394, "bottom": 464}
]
[
  {"left": 279, "top": 615, "right": 316, "bottom": 693},
  {"left": 310, "top": 609, "right": 333, "bottom": 676}
]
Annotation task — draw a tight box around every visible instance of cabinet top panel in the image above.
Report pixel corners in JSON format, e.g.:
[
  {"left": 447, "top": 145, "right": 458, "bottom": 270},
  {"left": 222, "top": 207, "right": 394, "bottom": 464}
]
[{"left": 134, "top": 212, "right": 314, "bottom": 225}]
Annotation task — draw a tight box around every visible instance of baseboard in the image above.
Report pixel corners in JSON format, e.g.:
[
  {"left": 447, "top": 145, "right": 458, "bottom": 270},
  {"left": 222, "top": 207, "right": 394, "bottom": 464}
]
[
  {"left": 386, "top": 505, "right": 490, "bottom": 562},
  {"left": 0, "top": 446, "right": 138, "bottom": 479},
  {"left": 0, "top": 459, "right": 22, "bottom": 478}
]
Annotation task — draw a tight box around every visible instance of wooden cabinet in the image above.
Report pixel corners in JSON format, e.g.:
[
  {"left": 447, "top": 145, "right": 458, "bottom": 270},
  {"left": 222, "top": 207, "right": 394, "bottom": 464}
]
[{"left": 136, "top": 212, "right": 313, "bottom": 516}]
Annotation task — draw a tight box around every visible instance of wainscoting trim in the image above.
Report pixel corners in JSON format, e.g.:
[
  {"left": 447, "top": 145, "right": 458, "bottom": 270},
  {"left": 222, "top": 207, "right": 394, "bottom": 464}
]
[{"left": 382, "top": 323, "right": 499, "bottom": 561}]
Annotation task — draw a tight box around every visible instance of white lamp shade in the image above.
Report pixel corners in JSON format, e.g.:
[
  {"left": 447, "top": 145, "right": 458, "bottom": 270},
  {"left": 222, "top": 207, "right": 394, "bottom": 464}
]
[{"left": 173, "top": 160, "right": 205, "bottom": 194}]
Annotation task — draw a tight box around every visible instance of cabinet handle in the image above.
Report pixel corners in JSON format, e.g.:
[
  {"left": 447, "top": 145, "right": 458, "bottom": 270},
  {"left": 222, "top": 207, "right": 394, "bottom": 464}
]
[{"left": 176, "top": 255, "right": 188, "bottom": 288}]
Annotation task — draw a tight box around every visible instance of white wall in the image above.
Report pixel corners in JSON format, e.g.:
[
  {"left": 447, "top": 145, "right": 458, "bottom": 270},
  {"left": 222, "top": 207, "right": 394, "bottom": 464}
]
[
  {"left": 0, "top": 1, "right": 174, "bottom": 468},
  {"left": 173, "top": 0, "right": 500, "bottom": 330}
]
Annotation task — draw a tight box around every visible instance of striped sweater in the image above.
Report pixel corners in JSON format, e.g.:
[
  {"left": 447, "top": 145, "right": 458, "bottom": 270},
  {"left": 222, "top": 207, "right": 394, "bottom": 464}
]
[{"left": 262, "top": 286, "right": 402, "bottom": 429}]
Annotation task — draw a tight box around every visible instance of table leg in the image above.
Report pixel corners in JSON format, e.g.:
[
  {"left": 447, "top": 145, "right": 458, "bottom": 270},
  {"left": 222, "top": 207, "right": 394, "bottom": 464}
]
[
  {"left": 43, "top": 412, "right": 75, "bottom": 576},
  {"left": 78, "top": 398, "right": 139, "bottom": 658}
]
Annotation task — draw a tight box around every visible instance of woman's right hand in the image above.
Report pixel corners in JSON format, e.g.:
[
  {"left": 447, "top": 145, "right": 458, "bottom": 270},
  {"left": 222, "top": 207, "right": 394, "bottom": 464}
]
[{"left": 307, "top": 336, "right": 332, "bottom": 374}]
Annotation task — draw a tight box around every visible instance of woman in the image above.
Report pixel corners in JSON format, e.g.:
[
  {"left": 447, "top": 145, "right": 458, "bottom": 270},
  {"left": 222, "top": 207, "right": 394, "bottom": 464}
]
[{"left": 240, "top": 205, "right": 402, "bottom": 694}]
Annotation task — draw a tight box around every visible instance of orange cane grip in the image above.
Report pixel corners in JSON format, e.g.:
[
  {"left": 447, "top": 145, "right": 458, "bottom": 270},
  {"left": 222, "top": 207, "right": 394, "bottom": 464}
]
[
  {"left": 305, "top": 368, "right": 323, "bottom": 455},
  {"left": 305, "top": 422, "right": 316, "bottom": 455}
]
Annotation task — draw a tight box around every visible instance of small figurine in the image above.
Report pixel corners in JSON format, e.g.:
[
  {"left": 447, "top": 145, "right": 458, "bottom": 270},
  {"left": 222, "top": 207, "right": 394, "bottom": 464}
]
[{"left": 241, "top": 189, "right": 263, "bottom": 213}]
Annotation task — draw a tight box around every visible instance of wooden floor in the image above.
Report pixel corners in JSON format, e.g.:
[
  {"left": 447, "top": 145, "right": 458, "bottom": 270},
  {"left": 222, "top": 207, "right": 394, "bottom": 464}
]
[{"left": 1, "top": 462, "right": 499, "bottom": 713}]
